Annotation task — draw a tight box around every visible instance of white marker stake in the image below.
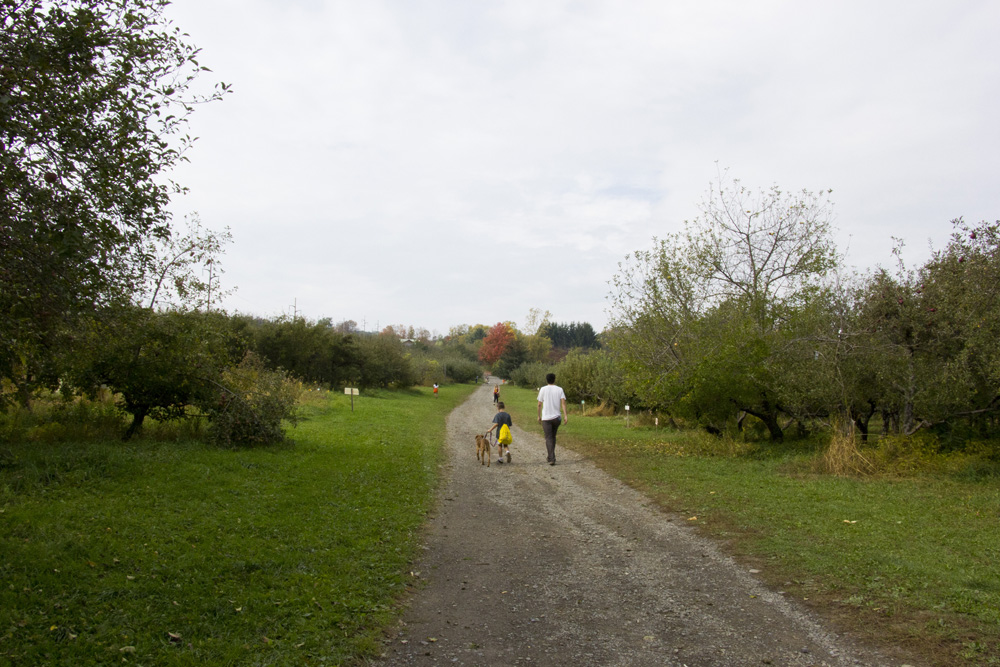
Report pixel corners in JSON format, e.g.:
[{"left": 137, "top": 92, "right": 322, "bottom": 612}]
[{"left": 344, "top": 387, "right": 359, "bottom": 411}]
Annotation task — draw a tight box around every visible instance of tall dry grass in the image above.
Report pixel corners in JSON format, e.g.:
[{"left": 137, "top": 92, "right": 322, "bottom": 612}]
[{"left": 816, "top": 425, "right": 877, "bottom": 476}]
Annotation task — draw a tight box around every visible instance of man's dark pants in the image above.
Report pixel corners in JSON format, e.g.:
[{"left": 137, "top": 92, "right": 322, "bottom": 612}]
[{"left": 542, "top": 417, "right": 562, "bottom": 463}]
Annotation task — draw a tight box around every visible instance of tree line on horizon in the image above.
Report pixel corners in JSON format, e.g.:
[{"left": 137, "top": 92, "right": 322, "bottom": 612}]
[{"left": 3, "top": 1, "right": 997, "bottom": 449}]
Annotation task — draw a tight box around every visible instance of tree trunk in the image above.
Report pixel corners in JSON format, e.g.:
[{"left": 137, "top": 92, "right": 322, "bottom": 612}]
[
  {"left": 16, "top": 382, "right": 32, "bottom": 410},
  {"left": 901, "top": 355, "right": 918, "bottom": 436},
  {"left": 124, "top": 407, "right": 148, "bottom": 441},
  {"left": 852, "top": 400, "right": 876, "bottom": 443},
  {"left": 759, "top": 412, "right": 784, "bottom": 442},
  {"left": 742, "top": 402, "right": 784, "bottom": 441}
]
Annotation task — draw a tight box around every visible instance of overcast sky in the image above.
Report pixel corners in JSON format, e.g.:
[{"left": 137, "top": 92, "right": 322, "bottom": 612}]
[{"left": 162, "top": 0, "right": 999, "bottom": 336}]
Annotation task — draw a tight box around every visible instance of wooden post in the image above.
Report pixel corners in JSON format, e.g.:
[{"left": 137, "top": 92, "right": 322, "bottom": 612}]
[{"left": 344, "top": 387, "right": 359, "bottom": 411}]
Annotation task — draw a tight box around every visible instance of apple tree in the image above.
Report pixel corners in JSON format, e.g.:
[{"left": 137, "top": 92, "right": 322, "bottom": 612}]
[
  {"left": 609, "top": 173, "right": 839, "bottom": 439},
  {"left": 0, "top": 0, "right": 229, "bottom": 404}
]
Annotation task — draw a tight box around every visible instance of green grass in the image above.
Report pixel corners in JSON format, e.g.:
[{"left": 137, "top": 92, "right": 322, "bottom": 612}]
[
  {"left": 0, "top": 384, "right": 476, "bottom": 666},
  {"left": 501, "top": 385, "right": 1000, "bottom": 667},
  {"left": 6, "top": 382, "right": 999, "bottom": 665}
]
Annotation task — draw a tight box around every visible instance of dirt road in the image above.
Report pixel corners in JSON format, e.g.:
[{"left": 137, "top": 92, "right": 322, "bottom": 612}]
[{"left": 371, "top": 383, "right": 910, "bottom": 666}]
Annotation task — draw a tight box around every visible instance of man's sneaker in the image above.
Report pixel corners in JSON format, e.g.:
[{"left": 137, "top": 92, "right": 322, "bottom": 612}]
[
  {"left": 497, "top": 458, "right": 504, "bottom": 464},
  {"left": 506, "top": 452, "right": 511, "bottom": 463}
]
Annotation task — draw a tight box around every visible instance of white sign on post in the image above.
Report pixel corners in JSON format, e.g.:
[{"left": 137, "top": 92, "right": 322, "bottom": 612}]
[
  {"left": 344, "top": 387, "right": 359, "bottom": 411},
  {"left": 625, "top": 404, "right": 630, "bottom": 428}
]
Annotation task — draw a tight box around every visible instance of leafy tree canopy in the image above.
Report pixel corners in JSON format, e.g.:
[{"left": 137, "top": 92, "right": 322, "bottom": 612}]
[
  {"left": 478, "top": 322, "right": 515, "bottom": 367},
  {"left": 0, "top": 0, "right": 229, "bottom": 400}
]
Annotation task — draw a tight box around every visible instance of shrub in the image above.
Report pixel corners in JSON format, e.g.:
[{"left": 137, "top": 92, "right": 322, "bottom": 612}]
[
  {"left": 356, "top": 335, "right": 417, "bottom": 389},
  {"left": 205, "top": 353, "right": 302, "bottom": 448},
  {"left": 508, "top": 362, "right": 549, "bottom": 388},
  {"left": 555, "top": 348, "right": 632, "bottom": 408},
  {"left": 444, "top": 357, "right": 481, "bottom": 384},
  {"left": 408, "top": 355, "right": 445, "bottom": 386},
  {"left": 0, "top": 392, "right": 125, "bottom": 443},
  {"left": 817, "top": 427, "right": 877, "bottom": 477}
]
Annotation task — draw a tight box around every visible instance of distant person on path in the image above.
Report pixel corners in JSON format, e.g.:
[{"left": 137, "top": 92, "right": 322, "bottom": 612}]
[
  {"left": 486, "top": 401, "right": 513, "bottom": 464},
  {"left": 537, "top": 373, "right": 568, "bottom": 465},
  {"left": 493, "top": 384, "right": 499, "bottom": 405}
]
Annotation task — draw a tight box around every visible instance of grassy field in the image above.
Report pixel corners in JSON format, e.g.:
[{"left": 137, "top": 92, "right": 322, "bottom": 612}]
[
  {"left": 501, "top": 385, "right": 1000, "bottom": 667},
  {"left": 0, "top": 384, "right": 476, "bottom": 666},
  {"left": 5, "top": 381, "right": 999, "bottom": 665}
]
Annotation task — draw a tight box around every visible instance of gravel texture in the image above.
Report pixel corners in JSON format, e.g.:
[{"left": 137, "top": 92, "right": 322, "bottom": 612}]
[{"left": 371, "top": 383, "right": 913, "bottom": 667}]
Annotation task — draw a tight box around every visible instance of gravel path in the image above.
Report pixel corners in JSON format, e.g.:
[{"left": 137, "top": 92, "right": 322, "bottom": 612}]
[{"left": 371, "top": 383, "right": 911, "bottom": 667}]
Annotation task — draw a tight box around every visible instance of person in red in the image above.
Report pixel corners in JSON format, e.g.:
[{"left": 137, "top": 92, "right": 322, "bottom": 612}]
[
  {"left": 493, "top": 384, "right": 499, "bottom": 405},
  {"left": 433, "top": 383, "right": 439, "bottom": 396}
]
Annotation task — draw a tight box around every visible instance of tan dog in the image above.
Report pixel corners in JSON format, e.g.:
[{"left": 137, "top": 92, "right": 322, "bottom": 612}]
[{"left": 475, "top": 434, "right": 491, "bottom": 467}]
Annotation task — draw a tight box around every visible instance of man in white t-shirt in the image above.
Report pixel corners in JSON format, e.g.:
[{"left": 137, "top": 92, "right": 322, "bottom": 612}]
[{"left": 536, "top": 373, "right": 568, "bottom": 466}]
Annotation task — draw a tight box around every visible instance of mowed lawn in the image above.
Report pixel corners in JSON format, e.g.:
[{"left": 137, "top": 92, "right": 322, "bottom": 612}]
[
  {"left": 500, "top": 385, "right": 1000, "bottom": 667},
  {"left": 0, "top": 384, "right": 476, "bottom": 666}
]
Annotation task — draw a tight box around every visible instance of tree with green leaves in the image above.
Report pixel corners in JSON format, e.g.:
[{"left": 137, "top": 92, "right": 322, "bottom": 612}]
[
  {"left": 540, "top": 321, "right": 599, "bottom": 351},
  {"left": 59, "top": 216, "right": 237, "bottom": 439},
  {"left": 252, "top": 317, "right": 358, "bottom": 388},
  {"left": 610, "top": 173, "right": 839, "bottom": 439},
  {"left": 851, "top": 220, "right": 1000, "bottom": 436},
  {"left": 555, "top": 347, "right": 630, "bottom": 409},
  {"left": 0, "top": 0, "right": 229, "bottom": 404},
  {"left": 355, "top": 334, "right": 416, "bottom": 389},
  {"left": 70, "top": 308, "right": 244, "bottom": 439}
]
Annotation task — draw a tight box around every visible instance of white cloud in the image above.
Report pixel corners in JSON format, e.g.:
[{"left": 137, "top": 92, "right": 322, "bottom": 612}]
[{"left": 165, "top": 0, "right": 1000, "bottom": 333}]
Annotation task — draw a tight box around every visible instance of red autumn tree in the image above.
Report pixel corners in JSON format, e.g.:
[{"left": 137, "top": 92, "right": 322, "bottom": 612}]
[{"left": 478, "top": 322, "right": 516, "bottom": 366}]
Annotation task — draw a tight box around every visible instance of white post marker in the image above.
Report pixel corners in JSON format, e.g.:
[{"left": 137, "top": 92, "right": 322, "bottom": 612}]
[
  {"left": 344, "top": 387, "right": 359, "bottom": 411},
  {"left": 581, "top": 400, "right": 585, "bottom": 414},
  {"left": 625, "top": 404, "right": 630, "bottom": 428}
]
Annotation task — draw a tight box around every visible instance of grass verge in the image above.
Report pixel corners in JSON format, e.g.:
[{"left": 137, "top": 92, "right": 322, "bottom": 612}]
[
  {"left": 501, "top": 385, "right": 1000, "bottom": 667},
  {"left": 0, "top": 384, "right": 476, "bottom": 665}
]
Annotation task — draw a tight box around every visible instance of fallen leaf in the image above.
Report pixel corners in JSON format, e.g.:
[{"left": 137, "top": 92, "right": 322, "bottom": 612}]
[{"left": 687, "top": 516, "right": 698, "bottom": 521}]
